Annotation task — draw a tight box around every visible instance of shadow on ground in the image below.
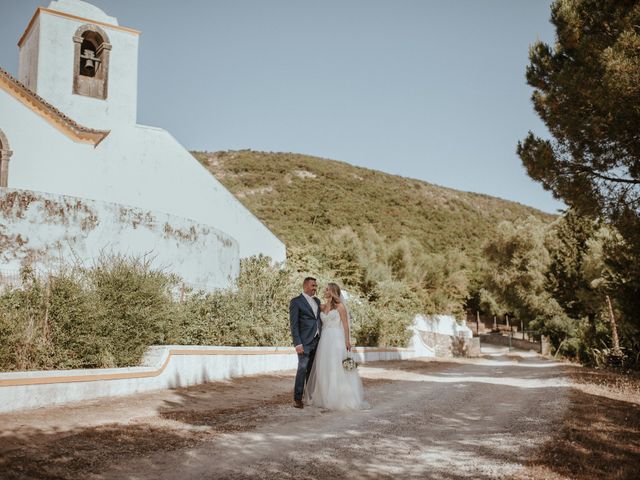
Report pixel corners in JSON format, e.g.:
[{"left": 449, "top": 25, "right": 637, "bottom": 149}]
[{"left": 0, "top": 423, "right": 201, "bottom": 480}]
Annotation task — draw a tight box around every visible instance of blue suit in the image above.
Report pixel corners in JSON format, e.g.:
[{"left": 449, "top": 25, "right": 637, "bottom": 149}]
[{"left": 290, "top": 294, "right": 321, "bottom": 401}]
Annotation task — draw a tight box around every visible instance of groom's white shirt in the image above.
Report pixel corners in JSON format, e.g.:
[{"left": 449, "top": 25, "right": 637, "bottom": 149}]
[
  {"left": 302, "top": 292, "right": 318, "bottom": 317},
  {"left": 300, "top": 292, "right": 320, "bottom": 342}
]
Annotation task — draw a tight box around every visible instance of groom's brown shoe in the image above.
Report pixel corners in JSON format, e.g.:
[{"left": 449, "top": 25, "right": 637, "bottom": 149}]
[{"left": 293, "top": 399, "right": 304, "bottom": 409}]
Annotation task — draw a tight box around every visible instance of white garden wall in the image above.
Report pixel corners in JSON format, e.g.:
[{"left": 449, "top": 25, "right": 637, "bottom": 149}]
[
  {"left": 413, "top": 314, "right": 473, "bottom": 338},
  {"left": 0, "top": 329, "right": 435, "bottom": 414}
]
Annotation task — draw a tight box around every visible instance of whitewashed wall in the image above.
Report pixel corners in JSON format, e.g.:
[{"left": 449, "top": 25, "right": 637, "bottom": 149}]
[
  {"left": 0, "top": 188, "right": 238, "bottom": 290},
  {"left": 0, "top": 328, "right": 435, "bottom": 414},
  {"left": 0, "top": 90, "right": 286, "bottom": 263}
]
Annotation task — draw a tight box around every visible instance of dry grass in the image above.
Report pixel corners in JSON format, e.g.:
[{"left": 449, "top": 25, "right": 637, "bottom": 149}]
[
  {"left": 569, "top": 367, "right": 640, "bottom": 405},
  {"left": 515, "top": 367, "right": 640, "bottom": 480}
]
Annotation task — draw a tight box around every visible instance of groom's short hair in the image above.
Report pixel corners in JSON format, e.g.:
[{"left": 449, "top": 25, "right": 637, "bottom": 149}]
[{"left": 303, "top": 276, "right": 316, "bottom": 285}]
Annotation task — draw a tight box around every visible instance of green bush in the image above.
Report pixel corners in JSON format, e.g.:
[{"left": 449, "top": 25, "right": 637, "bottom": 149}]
[
  {"left": 0, "top": 257, "right": 179, "bottom": 371},
  {"left": 0, "top": 252, "right": 430, "bottom": 372},
  {"left": 174, "top": 256, "right": 297, "bottom": 347},
  {"left": 88, "top": 256, "right": 179, "bottom": 367}
]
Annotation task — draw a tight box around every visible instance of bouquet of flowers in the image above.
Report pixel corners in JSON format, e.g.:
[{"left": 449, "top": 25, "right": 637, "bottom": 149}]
[{"left": 342, "top": 353, "right": 358, "bottom": 371}]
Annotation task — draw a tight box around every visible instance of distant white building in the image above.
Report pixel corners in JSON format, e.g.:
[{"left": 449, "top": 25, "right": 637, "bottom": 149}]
[{"left": 0, "top": 0, "right": 285, "bottom": 289}]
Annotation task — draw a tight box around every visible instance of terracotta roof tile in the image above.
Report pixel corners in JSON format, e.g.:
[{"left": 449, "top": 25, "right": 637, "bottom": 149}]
[{"left": 0, "top": 66, "right": 110, "bottom": 146}]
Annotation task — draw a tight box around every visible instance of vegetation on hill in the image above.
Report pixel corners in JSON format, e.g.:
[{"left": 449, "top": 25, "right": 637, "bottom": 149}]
[
  {"left": 193, "top": 149, "right": 554, "bottom": 310},
  {"left": 191, "top": 149, "right": 560, "bottom": 348},
  {"left": 193, "top": 150, "right": 553, "bottom": 265}
]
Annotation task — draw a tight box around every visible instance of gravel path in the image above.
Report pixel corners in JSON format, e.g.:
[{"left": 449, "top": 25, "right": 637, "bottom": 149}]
[{"left": 84, "top": 346, "right": 570, "bottom": 480}]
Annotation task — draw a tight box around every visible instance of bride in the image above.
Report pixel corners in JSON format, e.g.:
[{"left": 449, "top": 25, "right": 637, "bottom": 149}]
[{"left": 304, "top": 282, "right": 370, "bottom": 410}]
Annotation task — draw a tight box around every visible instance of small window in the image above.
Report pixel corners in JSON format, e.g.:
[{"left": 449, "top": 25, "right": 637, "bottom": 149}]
[{"left": 73, "top": 25, "right": 111, "bottom": 99}]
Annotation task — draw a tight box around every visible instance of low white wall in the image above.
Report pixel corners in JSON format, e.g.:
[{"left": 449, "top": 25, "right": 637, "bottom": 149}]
[
  {"left": 0, "top": 188, "right": 239, "bottom": 290},
  {"left": 0, "top": 330, "right": 435, "bottom": 414},
  {"left": 413, "top": 314, "right": 473, "bottom": 338}
]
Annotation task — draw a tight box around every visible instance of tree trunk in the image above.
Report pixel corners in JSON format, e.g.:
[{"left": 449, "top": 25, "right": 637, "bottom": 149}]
[{"left": 606, "top": 294, "right": 624, "bottom": 362}]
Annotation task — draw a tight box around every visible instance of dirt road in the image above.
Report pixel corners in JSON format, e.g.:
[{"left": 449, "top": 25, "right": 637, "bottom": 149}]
[{"left": 1, "top": 346, "right": 638, "bottom": 479}]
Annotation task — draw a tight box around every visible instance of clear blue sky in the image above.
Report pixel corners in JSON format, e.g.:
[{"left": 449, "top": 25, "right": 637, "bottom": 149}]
[{"left": 1, "top": 0, "right": 564, "bottom": 213}]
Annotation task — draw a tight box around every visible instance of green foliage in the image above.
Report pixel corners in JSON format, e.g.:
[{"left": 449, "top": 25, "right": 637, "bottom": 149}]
[
  {"left": 600, "top": 229, "right": 640, "bottom": 343},
  {"left": 347, "top": 288, "right": 413, "bottom": 348},
  {"left": 88, "top": 256, "right": 179, "bottom": 366},
  {"left": 0, "top": 257, "right": 179, "bottom": 370},
  {"left": 192, "top": 149, "right": 553, "bottom": 328},
  {"left": 546, "top": 210, "right": 599, "bottom": 319},
  {"left": 193, "top": 150, "right": 553, "bottom": 270},
  {"left": 518, "top": 0, "right": 640, "bottom": 225},
  {"left": 174, "top": 256, "right": 297, "bottom": 347},
  {"left": 482, "top": 210, "right": 639, "bottom": 367},
  {"left": 482, "top": 216, "right": 559, "bottom": 322},
  {"left": 518, "top": 0, "right": 640, "bottom": 339},
  {"left": 416, "top": 250, "right": 470, "bottom": 315}
]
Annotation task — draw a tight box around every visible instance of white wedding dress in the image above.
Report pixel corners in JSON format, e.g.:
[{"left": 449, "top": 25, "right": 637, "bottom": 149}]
[{"left": 304, "top": 309, "right": 370, "bottom": 410}]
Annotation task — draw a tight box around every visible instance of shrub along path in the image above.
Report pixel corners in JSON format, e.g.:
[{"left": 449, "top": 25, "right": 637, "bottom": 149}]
[{"left": 1, "top": 347, "right": 639, "bottom": 479}]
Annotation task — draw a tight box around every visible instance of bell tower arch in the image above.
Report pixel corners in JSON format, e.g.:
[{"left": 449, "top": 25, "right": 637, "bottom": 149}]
[{"left": 72, "top": 24, "right": 112, "bottom": 100}]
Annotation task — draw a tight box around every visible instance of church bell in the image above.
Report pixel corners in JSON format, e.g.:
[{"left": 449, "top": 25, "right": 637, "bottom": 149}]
[{"left": 81, "top": 49, "right": 99, "bottom": 76}]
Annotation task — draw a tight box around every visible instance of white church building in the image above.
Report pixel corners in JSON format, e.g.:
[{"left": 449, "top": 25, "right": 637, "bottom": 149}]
[{"left": 0, "top": 0, "right": 286, "bottom": 289}]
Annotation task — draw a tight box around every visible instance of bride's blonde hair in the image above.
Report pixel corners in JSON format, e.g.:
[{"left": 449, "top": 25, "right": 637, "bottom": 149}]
[{"left": 327, "top": 282, "right": 342, "bottom": 310}]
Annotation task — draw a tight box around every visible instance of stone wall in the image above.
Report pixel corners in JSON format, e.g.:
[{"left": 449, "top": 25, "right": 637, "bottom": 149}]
[
  {"left": 420, "top": 332, "right": 480, "bottom": 358},
  {"left": 0, "top": 188, "right": 238, "bottom": 290},
  {"left": 479, "top": 333, "right": 542, "bottom": 353}
]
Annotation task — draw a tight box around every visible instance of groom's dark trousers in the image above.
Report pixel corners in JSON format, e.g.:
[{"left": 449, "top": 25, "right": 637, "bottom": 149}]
[{"left": 290, "top": 294, "right": 322, "bottom": 401}]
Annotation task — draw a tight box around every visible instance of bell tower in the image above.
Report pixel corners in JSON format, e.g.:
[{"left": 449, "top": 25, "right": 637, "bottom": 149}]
[{"left": 17, "top": 0, "right": 140, "bottom": 130}]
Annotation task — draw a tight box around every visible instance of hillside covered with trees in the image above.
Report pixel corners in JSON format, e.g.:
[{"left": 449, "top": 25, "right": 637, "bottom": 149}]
[
  {"left": 193, "top": 150, "right": 554, "bottom": 265},
  {"left": 191, "top": 150, "right": 558, "bottom": 346}
]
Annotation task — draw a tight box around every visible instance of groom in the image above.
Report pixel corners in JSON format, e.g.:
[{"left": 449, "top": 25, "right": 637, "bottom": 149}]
[{"left": 289, "top": 277, "right": 322, "bottom": 409}]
